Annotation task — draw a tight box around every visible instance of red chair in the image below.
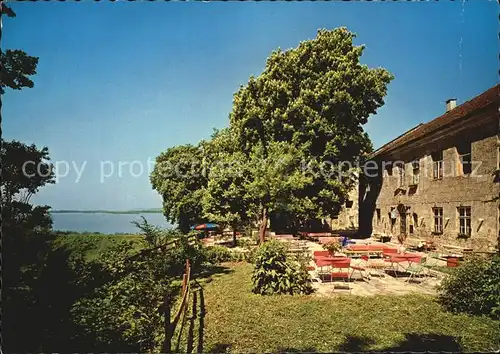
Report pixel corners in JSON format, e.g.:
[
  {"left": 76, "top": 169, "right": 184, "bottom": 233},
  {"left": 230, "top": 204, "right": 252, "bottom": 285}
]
[
  {"left": 330, "top": 258, "right": 352, "bottom": 281},
  {"left": 382, "top": 248, "right": 398, "bottom": 258},
  {"left": 313, "top": 251, "right": 330, "bottom": 262},
  {"left": 313, "top": 250, "right": 330, "bottom": 258},
  {"left": 384, "top": 255, "right": 408, "bottom": 276},
  {"left": 329, "top": 258, "right": 353, "bottom": 294}
]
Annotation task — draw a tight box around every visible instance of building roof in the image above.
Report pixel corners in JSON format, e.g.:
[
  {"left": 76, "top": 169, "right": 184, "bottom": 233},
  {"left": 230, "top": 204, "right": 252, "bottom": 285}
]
[{"left": 369, "top": 84, "right": 500, "bottom": 159}]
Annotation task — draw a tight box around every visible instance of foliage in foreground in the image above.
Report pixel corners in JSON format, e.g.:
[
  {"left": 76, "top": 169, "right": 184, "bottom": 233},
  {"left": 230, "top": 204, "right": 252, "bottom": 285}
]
[
  {"left": 52, "top": 232, "right": 144, "bottom": 260},
  {"left": 205, "top": 245, "right": 255, "bottom": 264},
  {"left": 71, "top": 241, "right": 173, "bottom": 352},
  {"left": 71, "top": 223, "right": 207, "bottom": 352},
  {"left": 252, "top": 240, "right": 313, "bottom": 295},
  {"left": 200, "top": 263, "right": 500, "bottom": 353},
  {"left": 438, "top": 255, "right": 500, "bottom": 319}
]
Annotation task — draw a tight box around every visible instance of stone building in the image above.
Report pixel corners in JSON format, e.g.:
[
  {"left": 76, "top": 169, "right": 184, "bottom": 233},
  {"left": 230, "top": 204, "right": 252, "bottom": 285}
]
[
  {"left": 359, "top": 85, "right": 499, "bottom": 250},
  {"left": 329, "top": 187, "right": 359, "bottom": 231}
]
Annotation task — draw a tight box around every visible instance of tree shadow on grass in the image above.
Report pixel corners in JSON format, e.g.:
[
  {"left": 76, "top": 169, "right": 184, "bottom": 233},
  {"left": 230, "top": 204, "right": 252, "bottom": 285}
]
[
  {"left": 206, "top": 342, "right": 232, "bottom": 353},
  {"left": 382, "top": 333, "right": 463, "bottom": 352},
  {"left": 275, "top": 346, "right": 318, "bottom": 353},
  {"left": 271, "top": 333, "right": 462, "bottom": 353},
  {"left": 185, "top": 280, "right": 207, "bottom": 354},
  {"left": 337, "top": 333, "right": 462, "bottom": 352},
  {"left": 196, "top": 264, "right": 234, "bottom": 281}
]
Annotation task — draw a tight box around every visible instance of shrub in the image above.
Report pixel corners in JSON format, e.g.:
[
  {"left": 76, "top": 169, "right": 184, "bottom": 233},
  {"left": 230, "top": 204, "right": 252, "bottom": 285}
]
[
  {"left": 205, "top": 245, "right": 232, "bottom": 264},
  {"left": 438, "top": 255, "right": 500, "bottom": 319},
  {"left": 71, "top": 241, "right": 174, "bottom": 352},
  {"left": 236, "top": 237, "right": 254, "bottom": 248},
  {"left": 322, "top": 240, "right": 341, "bottom": 255},
  {"left": 252, "top": 240, "right": 313, "bottom": 295},
  {"left": 205, "top": 245, "right": 254, "bottom": 264}
]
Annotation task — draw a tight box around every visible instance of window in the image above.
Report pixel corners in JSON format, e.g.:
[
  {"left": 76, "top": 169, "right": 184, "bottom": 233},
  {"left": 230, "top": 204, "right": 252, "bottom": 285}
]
[
  {"left": 345, "top": 200, "right": 353, "bottom": 209},
  {"left": 376, "top": 208, "right": 381, "bottom": 225},
  {"left": 432, "top": 151, "right": 444, "bottom": 179},
  {"left": 384, "top": 162, "right": 393, "bottom": 176},
  {"left": 398, "top": 164, "right": 405, "bottom": 187},
  {"left": 411, "top": 160, "right": 420, "bottom": 185},
  {"left": 433, "top": 207, "right": 443, "bottom": 234},
  {"left": 457, "top": 142, "right": 472, "bottom": 175},
  {"left": 458, "top": 206, "right": 471, "bottom": 236}
]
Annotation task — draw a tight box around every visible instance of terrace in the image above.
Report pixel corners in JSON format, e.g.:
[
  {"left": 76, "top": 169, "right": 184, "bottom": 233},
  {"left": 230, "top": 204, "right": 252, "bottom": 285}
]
[
  {"left": 200, "top": 230, "right": 484, "bottom": 297},
  {"left": 271, "top": 235, "right": 449, "bottom": 296}
]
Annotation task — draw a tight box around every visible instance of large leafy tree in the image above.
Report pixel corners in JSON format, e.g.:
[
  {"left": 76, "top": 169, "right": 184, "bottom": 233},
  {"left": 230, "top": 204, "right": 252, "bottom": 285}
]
[
  {"left": 243, "top": 141, "right": 312, "bottom": 243},
  {"left": 201, "top": 128, "right": 252, "bottom": 245},
  {"left": 230, "top": 27, "right": 393, "bottom": 242},
  {"left": 1, "top": 2, "right": 39, "bottom": 94},
  {"left": 202, "top": 128, "right": 310, "bottom": 245},
  {"left": 0, "top": 4, "right": 67, "bottom": 351},
  {"left": 150, "top": 144, "right": 208, "bottom": 233}
]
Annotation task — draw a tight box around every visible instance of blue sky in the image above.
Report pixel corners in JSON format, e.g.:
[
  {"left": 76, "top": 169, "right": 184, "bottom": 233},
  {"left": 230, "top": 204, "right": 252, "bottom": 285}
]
[{"left": 3, "top": 1, "right": 498, "bottom": 210}]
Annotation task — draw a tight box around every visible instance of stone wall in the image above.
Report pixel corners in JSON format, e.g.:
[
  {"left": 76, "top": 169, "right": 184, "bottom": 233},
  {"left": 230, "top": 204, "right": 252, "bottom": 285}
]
[
  {"left": 329, "top": 187, "right": 359, "bottom": 231},
  {"left": 369, "top": 133, "right": 499, "bottom": 250}
]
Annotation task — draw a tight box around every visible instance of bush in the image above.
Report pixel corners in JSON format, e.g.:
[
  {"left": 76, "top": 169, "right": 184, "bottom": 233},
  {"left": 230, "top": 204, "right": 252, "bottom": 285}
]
[
  {"left": 205, "top": 245, "right": 232, "bottom": 264},
  {"left": 236, "top": 237, "right": 254, "bottom": 248},
  {"left": 70, "top": 226, "right": 208, "bottom": 352},
  {"left": 438, "top": 255, "right": 500, "bottom": 319},
  {"left": 252, "top": 240, "right": 313, "bottom": 295},
  {"left": 71, "top": 241, "right": 173, "bottom": 352},
  {"left": 205, "top": 245, "right": 253, "bottom": 264},
  {"left": 322, "top": 240, "right": 341, "bottom": 255}
]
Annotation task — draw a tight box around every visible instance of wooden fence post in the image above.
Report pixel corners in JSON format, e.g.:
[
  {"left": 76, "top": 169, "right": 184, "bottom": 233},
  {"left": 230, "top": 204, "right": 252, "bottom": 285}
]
[{"left": 163, "top": 294, "right": 171, "bottom": 354}]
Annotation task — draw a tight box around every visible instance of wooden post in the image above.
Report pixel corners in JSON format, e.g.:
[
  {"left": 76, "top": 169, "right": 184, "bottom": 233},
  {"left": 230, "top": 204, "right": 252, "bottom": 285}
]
[
  {"left": 163, "top": 294, "right": 171, "bottom": 354},
  {"left": 182, "top": 274, "right": 187, "bottom": 293}
]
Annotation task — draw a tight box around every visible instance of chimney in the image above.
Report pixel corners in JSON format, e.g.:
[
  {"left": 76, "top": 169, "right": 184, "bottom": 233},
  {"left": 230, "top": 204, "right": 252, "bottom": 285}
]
[{"left": 446, "top": 98, "right": 457, "bottom": 112}]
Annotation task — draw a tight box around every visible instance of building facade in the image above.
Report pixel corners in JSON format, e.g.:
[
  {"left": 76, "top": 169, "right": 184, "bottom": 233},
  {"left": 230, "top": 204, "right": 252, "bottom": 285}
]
[
  {"left": 359, "top": 85, "right": 499, "bottom": 251},
  {"left": 329, "top": 187, "right": 359, "bottom": 231}
]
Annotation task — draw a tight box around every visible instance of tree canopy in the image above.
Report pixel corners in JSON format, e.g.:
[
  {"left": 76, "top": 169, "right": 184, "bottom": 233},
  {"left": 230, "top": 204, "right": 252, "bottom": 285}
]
[
  {"left": 1, "top": 3, "right": 39, "bottom": 94},
  {"left": 150, "top": 144, "right": 208, "bottom": 233},
  {"left": 229, "top": 27, "right": 393, "bottom": 241},
  {"left": 151, "top": 27, "right": 393, "bottom": 243}
]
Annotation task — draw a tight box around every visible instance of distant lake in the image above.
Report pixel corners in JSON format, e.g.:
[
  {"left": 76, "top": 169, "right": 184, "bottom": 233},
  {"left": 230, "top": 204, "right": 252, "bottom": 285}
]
[{"left": 51, "top": 212, "right": 174, "bottom": 234}]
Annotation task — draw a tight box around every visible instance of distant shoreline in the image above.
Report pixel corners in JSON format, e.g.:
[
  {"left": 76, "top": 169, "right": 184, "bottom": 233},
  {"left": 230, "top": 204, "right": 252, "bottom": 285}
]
[{"left": 51, "top": 209, "right": 163, "bottom": 215}]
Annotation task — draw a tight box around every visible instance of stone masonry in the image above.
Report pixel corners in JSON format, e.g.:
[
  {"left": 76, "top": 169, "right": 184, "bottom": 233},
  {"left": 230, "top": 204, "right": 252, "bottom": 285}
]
[{"left": 359, "top": 85, "right": 500, "bottom": 251}]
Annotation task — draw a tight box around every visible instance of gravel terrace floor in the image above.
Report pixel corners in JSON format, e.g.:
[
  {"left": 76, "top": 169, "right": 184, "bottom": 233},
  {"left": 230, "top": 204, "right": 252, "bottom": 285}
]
[{"left": 296, "top": 238, "right": 445, "bottom": 297}]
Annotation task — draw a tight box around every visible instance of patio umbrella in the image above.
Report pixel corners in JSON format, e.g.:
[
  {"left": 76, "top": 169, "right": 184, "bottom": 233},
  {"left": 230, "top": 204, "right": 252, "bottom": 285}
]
[{"left": 192, "top": 223, "right": 219, "bottom": 231}]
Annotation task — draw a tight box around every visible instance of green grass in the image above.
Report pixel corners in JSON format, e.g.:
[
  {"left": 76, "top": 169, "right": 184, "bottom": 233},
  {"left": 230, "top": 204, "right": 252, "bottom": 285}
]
[
  {"left": 424, "top": 265, "right": 456, "bottom": 275},
  {"left": 182, "top": 262, "right": 500, "bottom": 353},
  {"left": 52, "top": 232, "right": 145, "bottom": 260}
]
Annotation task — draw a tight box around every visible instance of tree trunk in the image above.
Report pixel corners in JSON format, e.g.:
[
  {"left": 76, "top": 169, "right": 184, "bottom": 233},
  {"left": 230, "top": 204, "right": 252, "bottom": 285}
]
[
  {"left": 233, "top": 228, "right": 237, "bottom": 247},
  {"left": 258, "top": 207, "right": 268, "bottom": 244}
]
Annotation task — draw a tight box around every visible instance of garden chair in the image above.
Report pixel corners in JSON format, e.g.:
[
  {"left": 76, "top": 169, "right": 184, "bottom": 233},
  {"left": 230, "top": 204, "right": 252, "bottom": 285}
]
[
  {"left": 360, "top": 254, "right": 385, "bottom": 278},
  {"left": 404, "top": 260, "right": 427, "bottom": 283},
  {"left": 315, "top": 258, "right": 333, "bottom": 282},
  {"left": 382, "top": 248, "right": 398, "bottom": 258},
  {"left": 313, "top": 250, "right": 330, "bottom": 258},
  {"left": 418, "top": 252, "right": 441, "bottom": 282},
  {"left": 330, "top": 258, "right": 352, "bottom": 294},
  {"left": 383, "top": 256, "right": 408, "bottom": 277},
  {"left": 349, "top": 256, "right": 370, "bottom": 281},
  {"left": 421, "top": 252, "right": 441, "bottom": 269}
]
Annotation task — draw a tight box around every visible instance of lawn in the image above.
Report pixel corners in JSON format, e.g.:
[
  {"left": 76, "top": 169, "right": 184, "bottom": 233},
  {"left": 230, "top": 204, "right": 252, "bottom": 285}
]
[
  {"left": 51, "top": 232, "right": 145, "bottom": 260},
  {"left": 186, "top": 262, "right": 500, "bottom": 353}
]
